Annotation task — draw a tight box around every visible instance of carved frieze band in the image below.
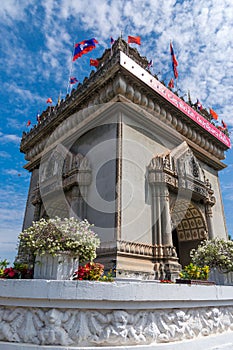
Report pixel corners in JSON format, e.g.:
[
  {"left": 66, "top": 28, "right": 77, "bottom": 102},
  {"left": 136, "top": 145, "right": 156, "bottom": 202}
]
[
  {"left": 0, "top": 305, "right": 232, "bottom": 346},
  {"left": 22, "top": 72, "right": 225, "bottom": 164}
]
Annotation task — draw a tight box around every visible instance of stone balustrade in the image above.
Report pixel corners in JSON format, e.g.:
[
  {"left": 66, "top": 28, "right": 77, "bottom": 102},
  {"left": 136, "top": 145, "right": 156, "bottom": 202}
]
[{"left": 0, "top": 279, "right": 233, "bottom": 349}]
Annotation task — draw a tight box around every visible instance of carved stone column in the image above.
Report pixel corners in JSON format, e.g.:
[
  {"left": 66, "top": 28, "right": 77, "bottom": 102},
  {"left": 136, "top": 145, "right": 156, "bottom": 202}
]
[
  {"left": 31, "top": 184, "right": 42, "bottom": 221},
  {"left": 205, "top": 179, "right": 216, "bottom": 240},
  {"left": 155, "top": 185, "right": 162, "bottom": 246},
  {"left": 70, "top": 186, "right": 82, "bottom": 219},
  {"left": 205, "top": 204, "right": 214, "bottom": 239},
  {"left": 161, "top": 185, "right": 173, "bottom": 247},
  {"left": 79, "top": 185, "right": 88, "bottom": 219},
  {"left": 33, "top": 202, "right": 41, "bottom": 221}
]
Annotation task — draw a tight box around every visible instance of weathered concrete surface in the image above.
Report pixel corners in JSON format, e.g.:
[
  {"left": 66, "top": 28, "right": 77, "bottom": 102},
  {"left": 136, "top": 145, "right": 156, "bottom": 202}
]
[{"left": 0, "top": 280, "right": 232, "bottom": 349}]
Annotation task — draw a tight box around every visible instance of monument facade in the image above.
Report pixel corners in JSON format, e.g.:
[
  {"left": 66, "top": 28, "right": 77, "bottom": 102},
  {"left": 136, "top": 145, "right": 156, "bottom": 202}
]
[{"left": 20, "top": 38, "right": 230, "bottom": 280}]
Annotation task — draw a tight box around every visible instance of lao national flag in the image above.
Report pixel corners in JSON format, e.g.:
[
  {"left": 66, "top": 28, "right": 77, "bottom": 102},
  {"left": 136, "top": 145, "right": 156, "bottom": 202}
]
[
  {"left": 197, "top": 99, "right": 203, "bottom": 110},
  {"left": 110, "top": 37, "right": 115, "bottom": 45},
  {"left": 90, "top": 58, "right": 99, "bottom": 67},
  {"left": 128, "top": 35, "right": 141, "bottom": 45},
  {"left": 147, "top": 59, "right": 153, "bottom": 69},
  {"left": 170, "top": 42, "right": 178, "bottom": 79},
  {"left": 70, "top": 77, "right": 78, "bottom": 84},
  {"left": 73, "top": 38, "right": 98, "bottom": 61}
]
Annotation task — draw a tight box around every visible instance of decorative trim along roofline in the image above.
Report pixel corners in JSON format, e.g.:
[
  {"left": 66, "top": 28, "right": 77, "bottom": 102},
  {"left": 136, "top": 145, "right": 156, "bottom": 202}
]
[{"left": 120, "top": 52, "right": 231, "bottom": 149}]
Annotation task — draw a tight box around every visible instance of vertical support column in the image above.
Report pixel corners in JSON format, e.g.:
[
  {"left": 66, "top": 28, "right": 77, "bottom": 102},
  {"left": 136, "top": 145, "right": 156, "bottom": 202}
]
[
  {"left": 70, "top": 184, "right": 89, "bottom": 220},
  {"left": 155, "top": 186, "right": 162, "bottom": 247},
  {"left": 79, "top": 185, "right": 88, "bottom": 219},
  {"left": 161, "top": 185, "right": 173, "bottom": 247},
  {"left": 205, "top": 204, "right": 214, "bottom": 239},
  {"left": 70, "top": 186, "right": 82, "bottom": 219},
  {"left": 205, "top": 179, "right": 215, "bottom": 240},
  {"left": 33, "top": 201, "right": 41, "bottom": 221},
  {"left": 151, "top": 185, "right": 162, "bottom": 247}
]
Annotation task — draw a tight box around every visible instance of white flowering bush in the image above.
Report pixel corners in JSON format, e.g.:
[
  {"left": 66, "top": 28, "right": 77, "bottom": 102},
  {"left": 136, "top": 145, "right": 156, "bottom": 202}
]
[
  {"left": 18, "top": 217, "right": 100, "bottom": 262},
  {"left": 190, "top": 238, "right": 233, "bottom": 273}
]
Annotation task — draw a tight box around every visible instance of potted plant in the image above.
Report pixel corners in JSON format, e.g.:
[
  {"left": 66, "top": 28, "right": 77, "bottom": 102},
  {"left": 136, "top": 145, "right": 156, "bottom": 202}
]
[
  {"left": 190, "top": 238, "right": 233, "bottom": 273},
  {"left": 71, "top": 262, "right": 114, "bottom": 281},
  {"left": 18, "top": 217, "right": 100, "bottom": 280},
  {"left": 0, "top": 260, "right": 33, "bottom": 279},
  {"left": 176, "top": 263, "right": 213, "bottom": 285},
  {"left": 190, "top": 238, "right": 233, "bottom": 285}
]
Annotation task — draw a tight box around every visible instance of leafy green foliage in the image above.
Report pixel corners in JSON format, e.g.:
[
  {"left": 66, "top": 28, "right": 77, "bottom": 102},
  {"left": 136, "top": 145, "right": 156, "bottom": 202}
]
[
  {"left": 18, "top": 217, "right": 100, "bottom": 262},
  {"left": 72, "top": 262, "right": 114, "bottom": 281},
  {"left": 0, "top": 260, "right": 33, "bottom": 279},
  {"left": 190, "top": 238, "right": 233, "bottom": 273},
  {"left": 179, "top": 263, "right": 209, "bottom": 280}
]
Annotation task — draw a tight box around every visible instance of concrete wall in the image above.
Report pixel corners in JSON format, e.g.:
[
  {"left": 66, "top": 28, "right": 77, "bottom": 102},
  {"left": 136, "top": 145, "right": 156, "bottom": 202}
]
[
  {"left": 200, "top": 161, "right": 228, "bottom": 239},
  {"left": 73, "top": 123, "right": 118, "bottom": 242},
  {"left": 121, "top": 117, "right": 178, "bottom": 244},
  {"left": 0, "top": 280, "right": 232, "bottom": 349}
]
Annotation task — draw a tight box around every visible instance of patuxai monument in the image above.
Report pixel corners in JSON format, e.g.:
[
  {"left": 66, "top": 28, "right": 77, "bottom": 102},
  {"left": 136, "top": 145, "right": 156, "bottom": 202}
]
[
  {"left": 21, "top": 37, "right": 229, "bottom": 279},
  {"left": 0, "top": 38, "right": 232, "bottom": 349}
]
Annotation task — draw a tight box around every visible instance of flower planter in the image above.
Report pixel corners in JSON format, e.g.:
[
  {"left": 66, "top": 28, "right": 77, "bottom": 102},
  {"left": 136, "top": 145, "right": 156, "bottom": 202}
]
[
  {"left": 176, "top": 279, "right": 215, "bottom": 285},
  {"left": 33, "top": 253, "right": 79, "bottom": 280}
]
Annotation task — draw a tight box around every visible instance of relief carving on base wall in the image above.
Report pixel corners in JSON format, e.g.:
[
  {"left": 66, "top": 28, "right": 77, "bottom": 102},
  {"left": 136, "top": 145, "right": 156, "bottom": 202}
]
[{"left": 0, "top": 305, "right": 232, "bottom": 347}]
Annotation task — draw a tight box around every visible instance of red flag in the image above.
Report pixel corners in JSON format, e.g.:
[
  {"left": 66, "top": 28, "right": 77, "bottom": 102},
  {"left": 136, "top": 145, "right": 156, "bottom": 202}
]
[
  {"left": 218, "top": 120, "right": 227, "bottom": 131},
  {"left": 173, "top": 65, "right": 178, "bottom": 79},
  {"left": 26, "top": 120, "right": 31, "bottom": 127},
  {"left": 46, "top": 98, "right": 52, "bottom": 104},
  {"left": 90, "top": 58, "right": 99, "bottom": 67},
  {"left": 128, "top": 35, "right": 141, "bottom": 45},
  {"left": 209, "top": 108, "right": 218, "bottom": 120},
  {"left": 170, "top": 42, "right": 178, "bottom": 79},
  {"left": 222, "top": 120, "right": 227, "bottom": 129},
  {"left": 168, "top": 78, "right": 174, "bottom": 89}
]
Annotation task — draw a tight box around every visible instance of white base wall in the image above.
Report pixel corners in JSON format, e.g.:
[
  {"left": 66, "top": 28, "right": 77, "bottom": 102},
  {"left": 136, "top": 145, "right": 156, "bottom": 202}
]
[
  {"left": 1, "top": 332, "right": 233, "bottom": 350},
  {"left": 0, "top": 280, "right": 232, "bottom": 349}
]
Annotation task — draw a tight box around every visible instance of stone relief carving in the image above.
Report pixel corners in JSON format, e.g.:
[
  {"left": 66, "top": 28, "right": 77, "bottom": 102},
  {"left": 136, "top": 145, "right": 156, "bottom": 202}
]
[{"left": 0, "top": 306, "right": 232, "bottom": 347}]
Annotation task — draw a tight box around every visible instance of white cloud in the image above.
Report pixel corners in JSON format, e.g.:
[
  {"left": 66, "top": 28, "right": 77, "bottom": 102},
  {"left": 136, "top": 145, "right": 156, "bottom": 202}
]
[
  {"left": 0, "top": 132, "right": 21, "bottom": 144},
  {"left": 0, "top": 182, "right": 28, "bottom": 261},
  {"left": 0, "top": 151, "right": 11, "bottom": 158},
  {"left": 4, "top": 83, "right": 43, "bottom": 104},
  {"left": 1, "top": 0, "right": 230, "bottom": 124},
  {"left": 3, "top": 169, "right": 21, "bottom": 176},
  {"left": 0, "top": 0, "right": 33, "bottom": 23}
]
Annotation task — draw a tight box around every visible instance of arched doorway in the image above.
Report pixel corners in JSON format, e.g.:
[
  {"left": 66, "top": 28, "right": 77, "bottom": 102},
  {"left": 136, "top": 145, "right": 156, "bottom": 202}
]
[{"left": 171, "top": 200, "right": 208, "bottom": 267}]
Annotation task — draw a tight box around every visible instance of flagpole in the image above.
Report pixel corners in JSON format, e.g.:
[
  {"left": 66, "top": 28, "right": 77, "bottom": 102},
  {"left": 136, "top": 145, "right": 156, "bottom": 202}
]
[
  {"left": 66, "top": 41, "right": 75, "bottom": 95},
  {"left": 175, "top": 77, "right": 178, "bottom": 93}
]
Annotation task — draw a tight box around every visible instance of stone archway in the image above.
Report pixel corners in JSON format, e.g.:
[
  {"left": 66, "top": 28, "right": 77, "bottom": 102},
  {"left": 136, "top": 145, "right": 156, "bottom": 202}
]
[
  {"left": 148, "top": 141, "right": 216, "bottom": 279},
  {"left": 171, "top": 200, "right": 208, "bottom": 267}
]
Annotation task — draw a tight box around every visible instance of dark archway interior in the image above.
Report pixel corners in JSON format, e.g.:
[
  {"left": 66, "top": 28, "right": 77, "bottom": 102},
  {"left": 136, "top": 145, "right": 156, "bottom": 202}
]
[{"left": 171, "top": 200, "right": 208, "bottom": 267}]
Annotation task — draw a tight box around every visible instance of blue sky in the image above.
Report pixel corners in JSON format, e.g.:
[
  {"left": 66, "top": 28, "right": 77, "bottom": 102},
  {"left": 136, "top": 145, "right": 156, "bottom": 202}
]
[{"left": 1, "top": 0, "right": 233, "bottom": 263}]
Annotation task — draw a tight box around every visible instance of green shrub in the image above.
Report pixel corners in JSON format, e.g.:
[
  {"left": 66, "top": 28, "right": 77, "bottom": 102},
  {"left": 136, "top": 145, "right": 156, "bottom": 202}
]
[{"left": 190, "top": 238, "right": 233, "bottom": 273}]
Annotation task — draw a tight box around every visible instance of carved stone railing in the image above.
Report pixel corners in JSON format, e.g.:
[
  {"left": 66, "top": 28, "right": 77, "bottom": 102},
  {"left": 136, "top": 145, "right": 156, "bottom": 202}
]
[
  {"left": 0, "top": 280, "right": 232, "bottom": 349},
  {"left": 116, "top": 240, "right": 177, "bottom": 259}
]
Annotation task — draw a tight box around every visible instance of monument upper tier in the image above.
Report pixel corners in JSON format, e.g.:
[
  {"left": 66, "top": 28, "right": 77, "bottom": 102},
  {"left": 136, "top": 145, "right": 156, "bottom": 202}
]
[{"left": 20, "top": 37, "right": 230, "bottom": 170}]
